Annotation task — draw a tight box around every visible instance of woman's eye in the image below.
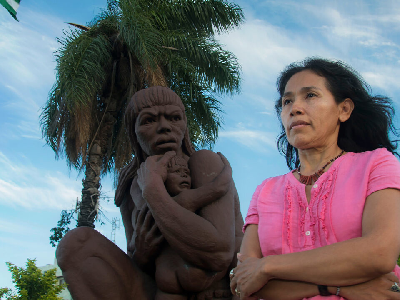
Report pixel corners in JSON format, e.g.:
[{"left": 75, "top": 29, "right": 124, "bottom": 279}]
[
  {"left": 283, "top": 99, "right": 291, "bottom": 106},
  {"left": 171, "top": 115, "right": 181, "bottom": 121},
  {"left": 306, "top": 92, "right": 316, "bottom": 98}
]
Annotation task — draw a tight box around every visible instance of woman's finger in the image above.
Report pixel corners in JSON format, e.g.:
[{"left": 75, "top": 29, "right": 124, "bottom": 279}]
[
  {"left": 386, "top": 272, "right": 400, "bottom": 283},
  {"left": 230, "top": 272, "right": 238, "bottom": 295},
  {"left": 237, "top": 253, "right": 250, "bottom": 263}
]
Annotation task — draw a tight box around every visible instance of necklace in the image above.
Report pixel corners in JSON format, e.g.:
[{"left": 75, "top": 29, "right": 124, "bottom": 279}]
[{"left": 296, "top": 150, "right": 345, "bottom": 185}]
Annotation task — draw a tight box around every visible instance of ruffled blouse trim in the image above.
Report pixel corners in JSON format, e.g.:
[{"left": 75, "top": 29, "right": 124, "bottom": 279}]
[{"left": 283, "top": 154, "right": 348, "bottom": 251}]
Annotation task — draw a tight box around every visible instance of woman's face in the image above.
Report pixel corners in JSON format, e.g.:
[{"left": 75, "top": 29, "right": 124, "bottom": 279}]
[
  {"left": 135, "top": 104, "right": 187, "bottom": 156},
  {"left": 280, "top": 70, "right": 346, "bottom": 150}
]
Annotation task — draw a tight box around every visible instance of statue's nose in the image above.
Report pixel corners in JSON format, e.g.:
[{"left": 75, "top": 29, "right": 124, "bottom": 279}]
[{"left": 157, "top": 116, "right": 172, "bottom": 133}]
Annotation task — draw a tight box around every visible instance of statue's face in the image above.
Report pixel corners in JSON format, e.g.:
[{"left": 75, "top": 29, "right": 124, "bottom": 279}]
[
  {"left": 165, "top": 165, "right": 191, "bottom": 196},
  {"left": 135, "top": 105, "right": 187, "bottom": 156}
]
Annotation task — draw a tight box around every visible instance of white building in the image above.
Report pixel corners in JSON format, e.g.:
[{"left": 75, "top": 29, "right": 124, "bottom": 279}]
[{"left": 39, "top": 259, "right": 72, "bottom": 300}]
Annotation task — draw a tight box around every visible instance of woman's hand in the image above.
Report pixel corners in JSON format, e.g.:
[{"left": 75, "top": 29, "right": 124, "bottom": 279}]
[
  {"left": 230, "top": 253, "right": 271, "bottom": 300},
  {"left": 131, "top": 205, "right": 164, "bottom": 269},
  {"left": 340, "top": 272, "right": 400, "bottom": 300},
  {"left": 137, "top": 151, "right": 176, "bottom": 192}
]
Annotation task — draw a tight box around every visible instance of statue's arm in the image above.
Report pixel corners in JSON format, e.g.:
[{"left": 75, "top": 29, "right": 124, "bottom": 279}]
[
  {"left": 173, "top": 153, "right": 232, "bottom": 212},
  {"left": 120, "top": 182, "right": 164, "bottom": 274},
  {"left": 139, "top": 150, "right": 236, "bottom": 272}
]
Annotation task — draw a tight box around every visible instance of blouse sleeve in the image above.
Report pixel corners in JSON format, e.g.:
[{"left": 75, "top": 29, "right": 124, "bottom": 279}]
[
  {"left": 242, "top": 179, "right": 268, "bottom": 232},
  {"left": 367, "top": 148, "right": 400, "bottom": 197}
]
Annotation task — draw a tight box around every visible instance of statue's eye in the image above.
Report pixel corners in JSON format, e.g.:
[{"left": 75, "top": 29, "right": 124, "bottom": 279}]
[
  {"left": 142, "top": 118, "right": 154, "bottom": 125},
  {"left": 171, "top": 115, "right": 181, "bottom": 121}
]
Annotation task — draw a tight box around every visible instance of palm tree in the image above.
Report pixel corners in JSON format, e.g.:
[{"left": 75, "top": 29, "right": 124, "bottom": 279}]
[{"left": 41, "top": 0, "right": 243, "bottom": 229}]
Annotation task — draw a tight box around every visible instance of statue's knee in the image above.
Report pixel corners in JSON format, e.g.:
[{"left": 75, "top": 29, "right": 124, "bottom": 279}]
[{"left": 56, "top": 227, "right": 96, "bottom": 269}]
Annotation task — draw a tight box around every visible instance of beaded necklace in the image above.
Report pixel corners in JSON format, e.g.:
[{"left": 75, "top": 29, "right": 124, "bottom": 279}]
[{"left": 296, "top": 150, "right": 345, "bottom": 185}]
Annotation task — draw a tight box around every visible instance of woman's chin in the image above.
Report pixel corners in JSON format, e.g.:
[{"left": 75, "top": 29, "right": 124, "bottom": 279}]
[{"left": 288, "top": 139, "right": 313, "bottom": 150}]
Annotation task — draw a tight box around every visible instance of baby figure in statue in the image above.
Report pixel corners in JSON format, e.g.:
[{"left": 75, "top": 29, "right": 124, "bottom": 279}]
[{"left": 138, "top": 154, "right": 233, "bottom": 300}]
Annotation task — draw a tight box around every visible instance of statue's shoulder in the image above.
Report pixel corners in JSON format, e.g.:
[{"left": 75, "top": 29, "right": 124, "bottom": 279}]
[
  {"left": 188, "top": 150, "right": 226, "bottom": 187},
  {"left": 188, "top": 150, "right": 224, "bottom": 171}
]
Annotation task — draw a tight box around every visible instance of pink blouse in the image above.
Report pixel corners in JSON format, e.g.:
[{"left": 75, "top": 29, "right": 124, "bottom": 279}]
[{"left": 244, "top": 149, "right": 400, "bottom": 299}]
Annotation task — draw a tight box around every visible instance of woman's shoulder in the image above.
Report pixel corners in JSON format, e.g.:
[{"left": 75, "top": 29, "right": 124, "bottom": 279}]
[
  {"left": 254, "top": 173, "right": 291, "bottom": 192},
  {"left": 347, "top": 148, "right": 398, "bottom": 164},
  {"left": 340, "top": 148, "right": 400, "bottom": 178}
]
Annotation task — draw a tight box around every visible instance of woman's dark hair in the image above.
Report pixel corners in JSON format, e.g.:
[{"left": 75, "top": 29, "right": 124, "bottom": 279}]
[{"left": 275, "top": 57, "right": 399, "bottom": 170}]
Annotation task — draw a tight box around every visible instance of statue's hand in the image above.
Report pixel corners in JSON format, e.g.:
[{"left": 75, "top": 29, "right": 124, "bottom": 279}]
[
  {"left": 131, "top": 205, "right": 164, "bottom": 270},
  {"left": 137, "top": 151, "right": 176, "bottom": 192}
]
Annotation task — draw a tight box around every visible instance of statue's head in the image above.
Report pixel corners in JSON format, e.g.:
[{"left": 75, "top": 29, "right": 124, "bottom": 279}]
[
  {"left": 125, "top": 86, "right": 195, "bottom": 165},
  {"left": 165, "top": 156, "right": 191, "bottom": 196}
]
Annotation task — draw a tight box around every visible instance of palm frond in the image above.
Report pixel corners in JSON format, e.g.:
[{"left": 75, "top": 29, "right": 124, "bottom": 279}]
[
  {"left": 165, "top": 32, "right": 240, "bottom": 95},
  {"left": 56, "top": 30, "right": 112, "bottom": 108},
  {"left": 41, "top": 27, "right": 113, "bottom": 166},
  {"left": 155, "top": 0, "right": 244, "bottom": 35},
  {"left": 118, "top": 0, "right": 163, "bottom": 70}
]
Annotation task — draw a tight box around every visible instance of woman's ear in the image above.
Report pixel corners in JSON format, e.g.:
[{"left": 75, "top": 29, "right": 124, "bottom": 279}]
[{"left": 339, "top": 98, "right": 354, "bottom": 122}]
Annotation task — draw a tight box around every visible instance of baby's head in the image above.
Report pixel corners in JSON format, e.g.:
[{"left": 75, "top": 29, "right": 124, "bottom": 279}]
[{"left": 165, "top": 156, "right": 191, "bottom": 196}]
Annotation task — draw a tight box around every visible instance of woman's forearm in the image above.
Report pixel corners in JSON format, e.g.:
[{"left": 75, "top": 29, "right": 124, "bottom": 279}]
[
  {"left": 254, "top": 279, "right": 318, "bottom": 300},
  {"left": 263, "top": 235, "right": 395, "bottom": 286}
]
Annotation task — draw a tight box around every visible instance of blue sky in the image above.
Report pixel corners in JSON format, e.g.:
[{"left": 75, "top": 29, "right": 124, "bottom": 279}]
[{"left": 1, "top": 0, "right": 400, "bottom": 290}]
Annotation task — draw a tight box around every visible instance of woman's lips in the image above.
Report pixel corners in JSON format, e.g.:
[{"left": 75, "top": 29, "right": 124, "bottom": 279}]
[{"left": 290, "top": 121, "right": 310, "bottom": 130}]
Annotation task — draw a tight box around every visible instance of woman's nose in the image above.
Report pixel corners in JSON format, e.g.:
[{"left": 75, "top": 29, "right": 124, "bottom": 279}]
[{"left": 290, "top": 100, "right": 304, "bottom": 116}]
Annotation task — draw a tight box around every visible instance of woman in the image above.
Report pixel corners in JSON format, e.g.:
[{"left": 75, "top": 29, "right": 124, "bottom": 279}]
[{"left": 230, "top": 58, "right": 400, "bottom": 300}]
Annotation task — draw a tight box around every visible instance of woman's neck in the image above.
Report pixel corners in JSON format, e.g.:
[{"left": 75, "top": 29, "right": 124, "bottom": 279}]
[{"left": 297, "top": 144, "right": 343, "bottom": 176}]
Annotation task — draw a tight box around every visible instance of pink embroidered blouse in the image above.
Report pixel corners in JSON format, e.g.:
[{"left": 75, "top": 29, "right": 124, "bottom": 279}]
[{"left": 244, "top": 148, "right": 400, "bottom": 299}]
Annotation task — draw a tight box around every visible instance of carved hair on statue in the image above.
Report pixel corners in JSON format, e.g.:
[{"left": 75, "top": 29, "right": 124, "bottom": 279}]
[{"left": 167, "top": 156, "right": 189, "bottom": 170}]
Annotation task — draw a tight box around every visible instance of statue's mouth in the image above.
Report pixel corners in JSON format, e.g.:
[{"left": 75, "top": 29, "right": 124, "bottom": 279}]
[
  {"left": 156, "top": 137, "right": 176, "bottom": 146},
  {"left": 179, "top": 181, "right": 190, "bottom": 188}
]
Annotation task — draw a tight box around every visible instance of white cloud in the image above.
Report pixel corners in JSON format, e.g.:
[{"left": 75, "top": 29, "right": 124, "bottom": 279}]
[
  {"left": 219, "top": 129, "right": 276, "bottom": 153},
  {"left": 0, "top": 8, "right": 66, "bottom": 142},
  {"left": 0, "top": 152, "right": 81, "bottom": 209},
  {"left": 217, "top": 19, "right": 313, "bottom": 87},
  {"left": 0, "top": 9, "right": 61, "bottom": 91},
  {"left": 362, "top": 69, "right": 400, "bottom": 92}
]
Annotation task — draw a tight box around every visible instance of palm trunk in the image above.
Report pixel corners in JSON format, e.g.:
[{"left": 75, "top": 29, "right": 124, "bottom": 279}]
[{"left": 77, "top": 142, "right": 102, "bottom": 228}]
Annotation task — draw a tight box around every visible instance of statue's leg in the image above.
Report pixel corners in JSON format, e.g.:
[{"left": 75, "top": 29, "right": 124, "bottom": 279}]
[
  {"left": 155, "top": 290, "right": 187, "bottom": 300},
  {"left": 56, "top": 227, "right": 156, "bottom": 300}
]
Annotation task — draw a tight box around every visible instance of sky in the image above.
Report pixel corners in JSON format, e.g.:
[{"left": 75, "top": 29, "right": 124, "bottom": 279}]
[{"left": 1, "top": 0, "right": 400, "bottom": 290}]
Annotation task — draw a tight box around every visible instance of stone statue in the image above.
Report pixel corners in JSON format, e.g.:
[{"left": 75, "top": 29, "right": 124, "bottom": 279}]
[{"left": 56, "top": 86, "right": 244, "bottom": 300}]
